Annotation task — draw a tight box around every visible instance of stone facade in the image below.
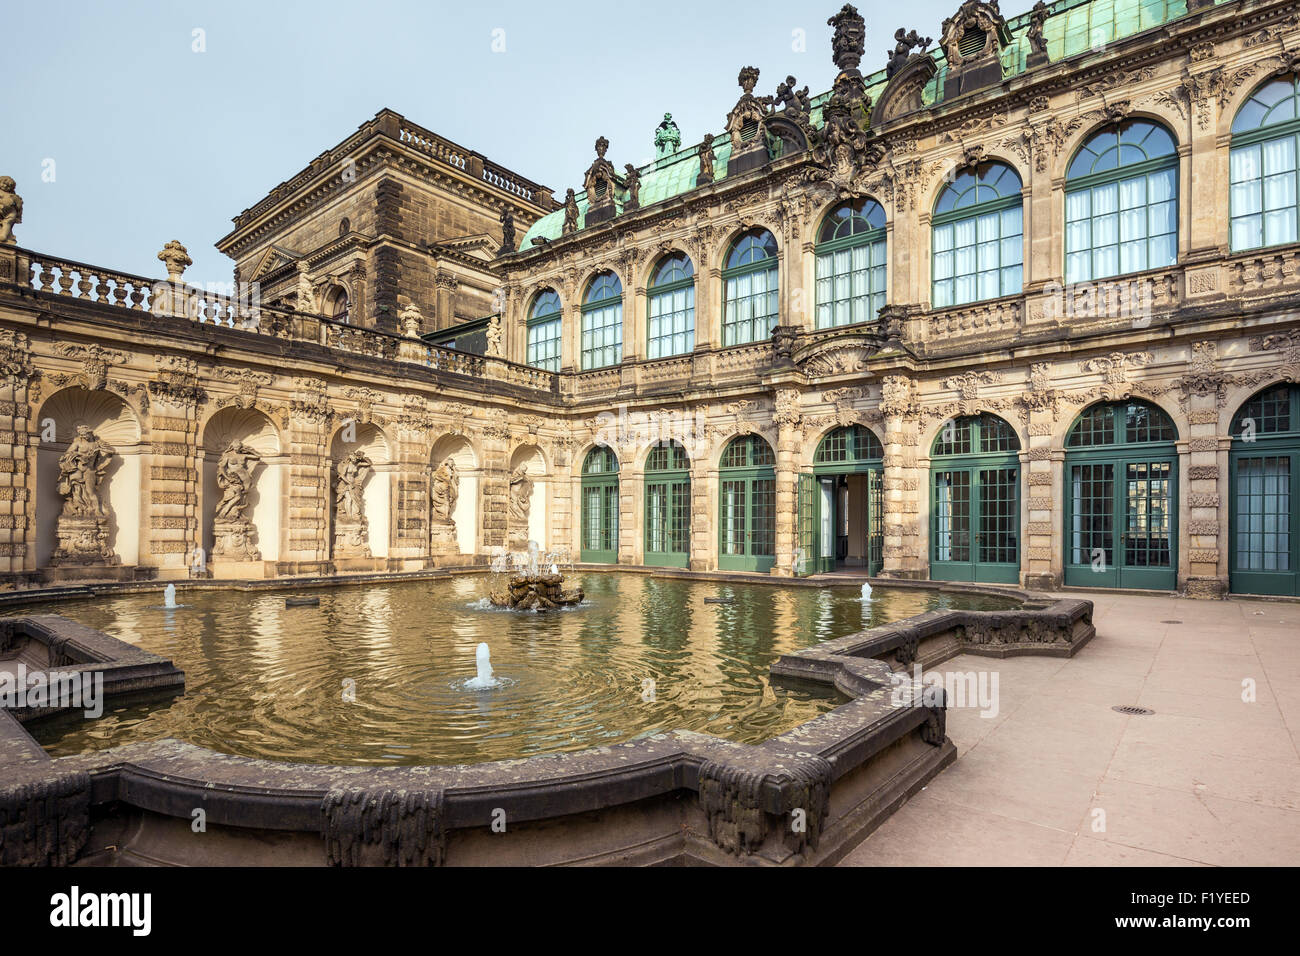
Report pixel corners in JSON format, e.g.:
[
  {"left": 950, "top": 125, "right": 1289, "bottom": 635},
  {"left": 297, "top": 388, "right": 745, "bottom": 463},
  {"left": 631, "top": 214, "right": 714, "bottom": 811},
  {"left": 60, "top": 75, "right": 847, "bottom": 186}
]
[{"left": 0, "top": 0, "right": 1298, "bottom": 597}]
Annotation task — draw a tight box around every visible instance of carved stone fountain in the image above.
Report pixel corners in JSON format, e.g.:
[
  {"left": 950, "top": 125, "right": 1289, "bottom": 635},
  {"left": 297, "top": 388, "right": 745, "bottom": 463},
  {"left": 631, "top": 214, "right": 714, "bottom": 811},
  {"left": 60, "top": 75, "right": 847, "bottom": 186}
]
[{"left": 488, "top": 543, "right": 584, "bottom": 611}]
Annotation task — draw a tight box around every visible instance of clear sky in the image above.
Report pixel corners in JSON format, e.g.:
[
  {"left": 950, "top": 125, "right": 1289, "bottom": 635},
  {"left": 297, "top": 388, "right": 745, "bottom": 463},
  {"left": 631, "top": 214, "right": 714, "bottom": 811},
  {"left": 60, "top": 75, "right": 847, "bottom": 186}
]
[{"left": 5, "top": 0, "right": 967, "bottom": 287}]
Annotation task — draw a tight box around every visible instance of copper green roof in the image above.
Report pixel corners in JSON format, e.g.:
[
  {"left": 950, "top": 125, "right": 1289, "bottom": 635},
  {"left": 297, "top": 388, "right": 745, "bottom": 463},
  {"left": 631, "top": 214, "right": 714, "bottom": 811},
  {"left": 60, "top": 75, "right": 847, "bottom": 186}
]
[{"left": 517, "top": 0, "right": 1198, "bottom": 250}]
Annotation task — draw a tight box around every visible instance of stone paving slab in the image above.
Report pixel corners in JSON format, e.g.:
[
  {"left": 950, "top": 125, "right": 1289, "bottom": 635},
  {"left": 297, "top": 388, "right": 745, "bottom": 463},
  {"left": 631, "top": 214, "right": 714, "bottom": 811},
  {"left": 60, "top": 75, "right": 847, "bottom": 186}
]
[{"left": 839, "top": 593, "right": 1300, "bottom": 867}]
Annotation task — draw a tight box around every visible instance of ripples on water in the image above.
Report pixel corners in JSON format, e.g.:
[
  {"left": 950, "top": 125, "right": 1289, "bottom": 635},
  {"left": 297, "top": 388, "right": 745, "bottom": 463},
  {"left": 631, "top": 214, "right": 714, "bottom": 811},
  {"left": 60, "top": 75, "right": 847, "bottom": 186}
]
[{"left": 20, "top": 574, "right": 1018, "bottom": 766}]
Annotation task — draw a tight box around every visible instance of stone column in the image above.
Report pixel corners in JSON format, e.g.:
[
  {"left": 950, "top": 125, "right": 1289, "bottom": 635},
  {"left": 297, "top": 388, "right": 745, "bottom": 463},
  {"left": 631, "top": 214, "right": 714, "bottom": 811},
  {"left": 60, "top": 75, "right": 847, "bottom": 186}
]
[
  {"left": 1185, "top": 395, "right": 1227, "bottom": 598},
  {"left": 620, "top": 453, "right": 640, "bottom": 565},
  {"left": 145, "top": 362, "right": 202, "bottom": 579},
  {"left": 392, "top": 429, "right": 432, "bottom": 568},
  {"left": 772, "top": 422, "right": 800, "bottom": 576},
  {"left": 0, "top": 328, "right": 33, "bottom": 585},
  {"left": 689, "top": 453, "right": 713, "bottom": 571},
  {"left": 283, "top": 404, "right": 331, "bottom": 574},
  {"left": 480, "top": 419, "right": 510, "bottom": 553},
  {"left": 1022, "top": 414, "right": 1058, "bottom": 590},
  {"left": 880, "top": 380, "right": 923, "bottom": 578},
  {"left": 547, "top": 438, "right": 574, "bottom": 563}
]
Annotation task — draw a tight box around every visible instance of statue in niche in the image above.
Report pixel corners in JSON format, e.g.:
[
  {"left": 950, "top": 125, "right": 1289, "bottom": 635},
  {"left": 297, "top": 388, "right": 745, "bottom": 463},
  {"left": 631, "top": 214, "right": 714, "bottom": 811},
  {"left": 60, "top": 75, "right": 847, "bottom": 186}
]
[
  {"left": 0, "top": 177, "right": 22, "bottom": 245},
  {"left": 562, "top": 189, "right": 579, "bottom": 236},
  {"left": 509, "top": 465, "right": 533, "bottom": 526},
  {"left": 335, "top": 451, "right": 371, "bottom": 521},
  {"left": 654, "top": 113, "right": 681, "bottom": 158},
  {"left": 57, "top": 425, "right": 114, "bottom": 518},
  {"left": 499, "top": 204, "right": 516, "bottom": 254},
  {"left": 215, "top": 441, "right": 262, "bottom": 521},
  {"left": 696, "top": 133, "right": 716, "bottom": 187},
  {"left": 430, "top": 458, "right": 459, "bottom": 526},
  {"left": 887, "top": 29, "right": 933, "bottom": 78}
]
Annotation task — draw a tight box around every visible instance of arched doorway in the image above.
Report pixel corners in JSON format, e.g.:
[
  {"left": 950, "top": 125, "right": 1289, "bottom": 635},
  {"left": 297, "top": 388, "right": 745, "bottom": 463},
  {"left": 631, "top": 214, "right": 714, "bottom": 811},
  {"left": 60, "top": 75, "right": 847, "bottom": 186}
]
[
  {"left": 929, "top": 414, "right": 1020, "bottom": 583},
  {"left": 644, "top": 440, "right": 690, "bottom": 568},
  {"left": 1230, "top": 384, "right": 1300, "bottom": 596},
  {"left": 580, "top": 446, "right": 619, "bottom": 563},
  {"left": 718, "top": 435, "right": 776, "bottom": 572},
  {"left": 1064, "top": 400, "right": 1178, "bottom": 590},
  {"left": 797, "top": 425, "right": 883, "bottom": 575}
]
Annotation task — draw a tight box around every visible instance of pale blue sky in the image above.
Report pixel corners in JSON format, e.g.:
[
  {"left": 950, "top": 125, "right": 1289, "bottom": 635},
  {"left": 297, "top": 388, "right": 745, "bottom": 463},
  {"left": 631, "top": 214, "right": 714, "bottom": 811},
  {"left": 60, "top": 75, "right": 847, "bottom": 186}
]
[{"left": 5, "top": 0, "right": 964, "bottom": 285}]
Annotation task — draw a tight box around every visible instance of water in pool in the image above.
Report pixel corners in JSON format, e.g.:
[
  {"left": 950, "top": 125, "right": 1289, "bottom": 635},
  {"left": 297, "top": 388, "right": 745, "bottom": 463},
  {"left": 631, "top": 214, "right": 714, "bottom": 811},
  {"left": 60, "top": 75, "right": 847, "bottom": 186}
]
[{"left": 19, "top": 573, "right": 1018, "bottom": 766}]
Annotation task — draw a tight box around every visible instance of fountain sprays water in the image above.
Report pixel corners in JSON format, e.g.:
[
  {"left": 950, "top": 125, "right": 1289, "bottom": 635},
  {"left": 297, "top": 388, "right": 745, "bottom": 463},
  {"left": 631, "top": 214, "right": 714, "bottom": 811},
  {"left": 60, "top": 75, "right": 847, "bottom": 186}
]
[
  {"left": 860, "top": 581, "right": 873, "bottom": 602},
  {"left": 164, "top": 583, "right": 178, "bottom": 609},
  {"left": 489, "top": 540, "right": 584, "bottom": 611},
  {"left": 464, "top": 642, "right": 499, "bottom": 690}
]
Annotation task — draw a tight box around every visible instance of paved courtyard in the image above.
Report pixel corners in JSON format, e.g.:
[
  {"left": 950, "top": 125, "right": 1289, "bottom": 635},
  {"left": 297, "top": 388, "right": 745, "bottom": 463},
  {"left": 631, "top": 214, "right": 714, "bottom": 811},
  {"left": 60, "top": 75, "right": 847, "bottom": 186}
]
[{"left": 841, "top": 591, "right": 1300, "bottom": 866}]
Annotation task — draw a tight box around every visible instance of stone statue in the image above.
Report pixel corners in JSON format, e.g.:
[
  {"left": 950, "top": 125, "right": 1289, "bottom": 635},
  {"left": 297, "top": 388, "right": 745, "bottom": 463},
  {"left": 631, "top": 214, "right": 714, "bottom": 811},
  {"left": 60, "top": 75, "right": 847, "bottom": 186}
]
[
  {"left": 0, "top": 177, "right": 24, "bottom": 245},
  {"left": 335, "top": 451, "right": 371, "bottom": 521},
  {"left": 157, "top": 240, "right": 192, "bottom": 282},
  {"left": 295, "top": 261, "right": 318, "bottom": 314},
  {"left": 400, "top": 303, "right": 424, "bottom": 338},
  {"left": 509, "top": 465, "right": 533, "bottom": 525},
  {"left": 486, "top": 315, "right": 503, "bottom": 357},
  {"left": 725, "top": 66, "right": 773, "bottom": 155},
  {"left": 499, "top": 204, "right": 516, "bottom": 254},
  {"left": 1027, "top": 1, "right": 1050, "bottom": 56},
  {"left": 654, "top": 113, "right": 681, "bottom": 158},
  {"left": 774, "top": 76, "right": 812, "bottom": 126},
  {"left": 697, "top": 133, "right": 716, "bottom": 187},
  {"left": 623, "top": 164, "right": 641, "bottom": 210},
  {"left": 431, "top": 459, "right": 459, "bottom": 525},
  {"left": 57, "top": 425, "right": 114, "bottom": 519},
  {"left": 215, "top": 441, "right": 261, "bottom": 521},
  {"left": 562, "top": 189, "right": 579, "bottom": 236},
  {"left": 887, "top": 29, "right": 933, "bottom": 79},
  {"left": 50, "top": 424, "right": 118, "bottom": 567}
]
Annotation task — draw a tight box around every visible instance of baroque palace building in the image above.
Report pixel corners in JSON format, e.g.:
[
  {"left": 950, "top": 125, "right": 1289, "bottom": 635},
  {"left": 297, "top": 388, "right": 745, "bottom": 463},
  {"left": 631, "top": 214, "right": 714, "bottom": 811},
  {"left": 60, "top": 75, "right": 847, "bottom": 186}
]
[{"left": 1, "top": 0, "right": 1299, "bottom": 597}]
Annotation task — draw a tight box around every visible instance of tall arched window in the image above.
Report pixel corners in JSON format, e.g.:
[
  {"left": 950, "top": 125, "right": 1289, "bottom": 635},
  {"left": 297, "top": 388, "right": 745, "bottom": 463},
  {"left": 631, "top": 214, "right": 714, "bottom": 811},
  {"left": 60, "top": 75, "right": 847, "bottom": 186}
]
[
  {"left": 526, "top": 289, "right": 562, "bottom": 371},
  {"left": 718, "top": 435, "right": 776, "bottom": 572},
  {"left": 581, "top": 446, "right": 619, "bottom": 563},
  {"left": 815, "top": 199, "right": 887, "bottom": 328},
  {"left": 722, "top": 229, "right": 779, "bottom": 347},
  {"left": 644, "top": 440, "right": 691, "bottom": 568},
  {"left": 932, "top": 161, "right": 1023, "bottom": 308},
  {"left": 930, "top": 415, "right": 1021, "bottom": 583},
  {"left": 1065, "top": 120, "right": 1178, "bottom": 283},
  {"left": 1231, "top": 74, "right": 1300, "bottom": 252},
  {"left": 581, "top": 272, "right": 623, "bottom": 370},
  {"left": 324, "top": 287, "right": 349, "bottom": 324},
  {"left": 798, "top": 425, "right": 885, "bottom": 576},
  {"left": 647, "top": 253, "right": 695, "bottom": 359},
  {"left": 1231, "top": 384, "right": 1300, "bottom": 596},
  {"left": 1064, "top": 400, "right": 1178, "bottom": 590}
]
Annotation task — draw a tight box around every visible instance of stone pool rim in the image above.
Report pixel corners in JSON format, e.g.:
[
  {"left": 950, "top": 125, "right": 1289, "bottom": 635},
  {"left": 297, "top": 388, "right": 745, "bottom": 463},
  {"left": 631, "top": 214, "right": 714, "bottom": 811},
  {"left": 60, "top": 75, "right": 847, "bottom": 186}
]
[{"left": 0, "top": 571, "right": 1093, "bottom": 867}]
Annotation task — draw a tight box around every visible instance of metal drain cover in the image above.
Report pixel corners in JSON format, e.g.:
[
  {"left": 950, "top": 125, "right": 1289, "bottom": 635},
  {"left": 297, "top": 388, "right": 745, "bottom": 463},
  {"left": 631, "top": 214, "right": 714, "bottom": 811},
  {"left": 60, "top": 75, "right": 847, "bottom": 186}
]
[{"left": 1112, "top": 705, "right": 1155, "bottom": 716}]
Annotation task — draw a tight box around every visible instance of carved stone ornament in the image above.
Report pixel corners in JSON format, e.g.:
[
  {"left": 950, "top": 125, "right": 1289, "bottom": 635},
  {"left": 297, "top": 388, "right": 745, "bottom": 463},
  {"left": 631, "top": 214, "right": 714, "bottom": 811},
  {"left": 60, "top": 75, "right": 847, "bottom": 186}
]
[{"left": 50, "top": 425, "right": 118, "bottom": 567}]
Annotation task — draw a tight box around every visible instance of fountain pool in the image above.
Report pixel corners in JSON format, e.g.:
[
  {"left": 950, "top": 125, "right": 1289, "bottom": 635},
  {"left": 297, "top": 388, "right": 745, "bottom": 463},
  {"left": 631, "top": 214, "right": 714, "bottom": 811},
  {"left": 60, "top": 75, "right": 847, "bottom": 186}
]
[{"left": 18, "top": 573, "right": 1019, "bottom": 766}]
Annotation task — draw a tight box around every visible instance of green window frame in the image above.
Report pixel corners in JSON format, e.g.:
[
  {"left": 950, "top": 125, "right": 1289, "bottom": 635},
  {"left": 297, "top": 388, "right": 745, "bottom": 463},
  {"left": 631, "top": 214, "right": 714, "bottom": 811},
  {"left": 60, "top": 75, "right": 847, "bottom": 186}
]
[
  {"left": 932, "top": 161, "right": 1023, "bottom": 309},
  {"left": 647, "top": 253, "right": 695, "bottom": 359},
  {"left": 580, "top": 446, "right": 619, "bottom": 563},
  {"left": 929, "top": 415, "right": 1021, "bottom": 584},
  {"left": 1230, "top": 73, "right": 1300, "bottom": 253},
  {"left": 722, "top": 229, "right": 779, "bottom": 347},
  {"left": 1230, "top": 384, "right": 1300, "bottom": 596},
  {"left": 798, "top": 425, "right": 886, "bottom": 576},
  {"left": 815, "top": 198, "right": 887, "bottom": 329},
  {"left": 580, "top": 272, "right": 623, "bottom": 370},
  {"left": 718, "top": 435, "right": 777, "bottom": 572},
  {"left": 1065, "top": 120, "right": 1179, "bottom": 284},
  {"left": 526, "top": 289, "right": 562, "bottom": 371},
  {"left": 644, "top": 440, "right": 691, "bottom": 568},
  {"left": 1064, "top": 400, "right": 1178, "bottom": 590}
]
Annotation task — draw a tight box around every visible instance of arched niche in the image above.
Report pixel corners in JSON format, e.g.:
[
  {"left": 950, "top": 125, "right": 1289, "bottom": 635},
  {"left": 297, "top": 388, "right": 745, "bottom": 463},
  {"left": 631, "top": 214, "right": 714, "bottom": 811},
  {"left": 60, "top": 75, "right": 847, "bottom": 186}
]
[
  {"left": 509, "top": 443, "right": 548, "bottom": 550},
  {"left": 36, "top": 387, "right": 143, "bottom": 568},
  {"left": 329, "top": 422, "right": 392, "bottom": 559},
  {"left": 200, "top": 407, "right": 283, "bottom": 564},
  {"left": 430, "top": 434, "right": 479, "bottom": 556}
]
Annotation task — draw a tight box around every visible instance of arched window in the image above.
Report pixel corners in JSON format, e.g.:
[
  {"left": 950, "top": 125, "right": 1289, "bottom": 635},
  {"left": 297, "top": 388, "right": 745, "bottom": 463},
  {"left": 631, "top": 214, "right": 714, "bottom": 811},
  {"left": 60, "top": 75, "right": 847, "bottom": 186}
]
[
  {"left": 932, "top": 161, "right": 1023, "bottom": 308},
  {"left": 647, "top": 253, "right": 695, "bottom": 359},
  {"left": 718, "top": 435, "right": 776, "bottom": 572},
  {"left": 1064, "top": 400, "right": 1178, "bottom": 590},
  {"left": 644, "top": 440, "right": 691, "bottom": 568},
  {"left": 1231, "top": 74, "right": 1300, "bottom": 252},
  {"left": 930, "top": 415, "right": 1021, "bottom": 583},
  {"left": 581, "top": 272, "right": 623, "bottom": 370},
  {"left": 815, "top": 199, "right": 887, "bottom": 328},
  {"left": 722, "top": 229, "right": 779, "bottom": 347},
  {"left": 1065, "top": 120, "right": 1178, "bottom": 283},
  {"left": 581, "top": 446, "right": 619, "bottom": 563},
  {"left": 324, "top": 287, "right": 349, "bottom": 324},
  {"left": 526, "top": 289, "right": 562, "bottom": 371},
  {"left": 799, "top": 425, "right": 885, "bottom": 576},
  {"left": 1230, "top": 384, "right": 1300, "bottom": 596}
]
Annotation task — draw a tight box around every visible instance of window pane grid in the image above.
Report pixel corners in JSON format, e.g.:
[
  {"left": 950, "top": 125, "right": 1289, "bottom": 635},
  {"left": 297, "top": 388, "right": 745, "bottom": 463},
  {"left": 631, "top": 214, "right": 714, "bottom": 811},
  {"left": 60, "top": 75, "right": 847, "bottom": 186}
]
[
  {"left": 648, "top": 282, "right": 695, "bottom": 359},
  {"left": 723, "top": 265, "right": 779, "bottom": 346},
  {"left": 815, "top": 237, "right": 886, "bottom": 329},
  {"left": 1235, "top": 455, "right": 1292, "bottom": 571},
  {"left": 526, "top": 316, "right": 561, "bottom": 371}
]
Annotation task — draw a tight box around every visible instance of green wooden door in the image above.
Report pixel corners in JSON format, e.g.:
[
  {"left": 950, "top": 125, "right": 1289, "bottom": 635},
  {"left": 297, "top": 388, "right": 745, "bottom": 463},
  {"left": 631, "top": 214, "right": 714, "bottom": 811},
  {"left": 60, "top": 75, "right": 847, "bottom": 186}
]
[
  {"left": 580, "top": 446, "right": 619, "bottom": 564},
  {"left": 644, "top": 441, "right": 690, "bottom": 568},
  {"left": 718, "top": 436, "right": 776, "bottom": 573},
  {"left": 1230, "top": 385, "right": 1300, "bottom": 596},
  {"left": 1063, "top": 402, "right": 1178, "bottom": 590},
  {"left": 929, "top": 415, "right": 1021, "bottom": 584}
]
